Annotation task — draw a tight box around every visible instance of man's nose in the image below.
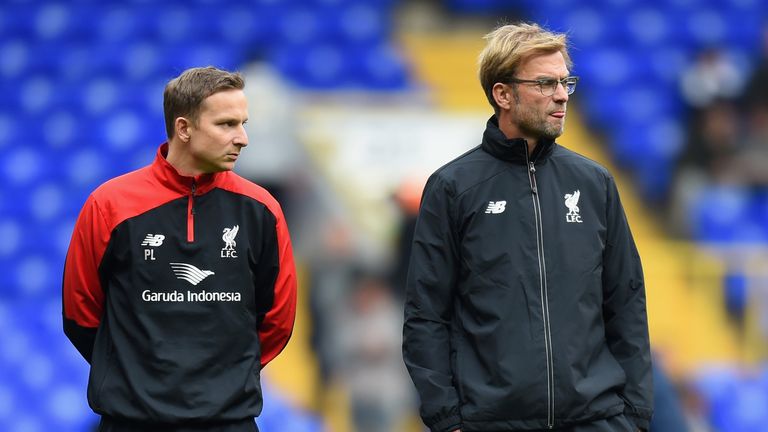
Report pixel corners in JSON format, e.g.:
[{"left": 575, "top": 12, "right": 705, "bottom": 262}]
[
  {"left": 235, "top": 125, "right": 248, "bottom": 147},
  {"left": 553, "top": 81, "right": 569, "bottom": 103}
]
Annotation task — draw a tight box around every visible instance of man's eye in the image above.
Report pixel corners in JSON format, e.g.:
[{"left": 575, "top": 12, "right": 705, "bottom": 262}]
[{"left": 539, "top": 79, "right": 557, "bottom": 86}]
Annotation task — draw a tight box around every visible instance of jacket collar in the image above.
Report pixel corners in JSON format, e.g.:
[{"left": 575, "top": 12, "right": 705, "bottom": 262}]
[
  {"left": 150, "top": 143, "right": 221, "bottom": 194},
  {"left": 481, "top": 115, "right": 556, "bottom": 165}
]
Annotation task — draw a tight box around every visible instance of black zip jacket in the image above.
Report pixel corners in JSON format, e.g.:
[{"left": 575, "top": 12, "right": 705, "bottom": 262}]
[
  {"left": 403, "top": 116, "right": 653, "bottom": 432},
  {"left": 63, "top": 144, "right": 297, "bottom": 424}
]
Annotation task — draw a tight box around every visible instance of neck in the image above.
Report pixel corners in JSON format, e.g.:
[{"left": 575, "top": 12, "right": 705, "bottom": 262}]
[
  {"left": 165, "top": 139, "right": 200, "bottom": 177},
  {"left": 497, "top": 112, "right": 537, "bottom": 156}
]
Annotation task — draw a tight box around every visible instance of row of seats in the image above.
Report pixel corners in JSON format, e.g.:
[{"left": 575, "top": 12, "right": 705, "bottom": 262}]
[
  {"left": 0, "top": 3, "right": 393, "bottom": 45},
  {"left": 554, "top": 6, "right": 763, "bottom": 51}
]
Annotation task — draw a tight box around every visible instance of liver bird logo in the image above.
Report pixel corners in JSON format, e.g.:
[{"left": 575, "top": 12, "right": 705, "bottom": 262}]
[
  {"left": 222, "top": 225, "right": 239, "bottom": 251},
  {"left": 564, "top": 190, "right": 583, "bottom": 223}
]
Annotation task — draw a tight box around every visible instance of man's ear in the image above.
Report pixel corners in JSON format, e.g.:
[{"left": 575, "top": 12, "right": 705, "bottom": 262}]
[
  {"left": 492, "top": 83, "right": 513, "bottom": 111},
  {"left": 175, "top": 117, "right": 192, "bottom": 143}
]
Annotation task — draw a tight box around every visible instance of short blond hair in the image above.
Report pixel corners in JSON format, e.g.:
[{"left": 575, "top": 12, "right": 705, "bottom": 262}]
[{"left": 478, "top": 23, "right": 572, "bottom": 113}]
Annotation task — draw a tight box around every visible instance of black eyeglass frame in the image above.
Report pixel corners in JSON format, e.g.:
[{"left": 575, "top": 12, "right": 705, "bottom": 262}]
[{"left": 505, "top": 76, "right": 580, "bottom": 96}]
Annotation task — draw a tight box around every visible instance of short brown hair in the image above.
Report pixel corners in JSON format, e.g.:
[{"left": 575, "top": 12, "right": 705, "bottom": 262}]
[
  {"left": 478, "top": 23, "right": 572, "bottom": 113},
  {"left": 163, "top": 66, "right": 245, "bottom": 139}
]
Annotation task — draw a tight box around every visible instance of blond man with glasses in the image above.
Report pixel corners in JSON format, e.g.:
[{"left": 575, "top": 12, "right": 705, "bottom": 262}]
[{"left": 403, "top": 23, "right": 653, "bottom": 432}]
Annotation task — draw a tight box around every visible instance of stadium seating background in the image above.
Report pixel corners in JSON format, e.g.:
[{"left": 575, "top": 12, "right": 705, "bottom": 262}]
[{"left": 1, "top": 0, "right": 767, "bottom": 430}]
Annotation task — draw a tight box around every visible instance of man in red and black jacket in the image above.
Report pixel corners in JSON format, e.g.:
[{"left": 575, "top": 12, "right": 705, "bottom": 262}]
[{"left": 63, "top": 66, "right": 297, "bottom": 432}]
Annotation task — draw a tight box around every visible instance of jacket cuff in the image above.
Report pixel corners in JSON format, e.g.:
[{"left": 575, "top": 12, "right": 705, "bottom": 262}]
[
  {"left": 429, "top": 414, "right": 462, "bottom": 432},
  {"left": 626, "top": 412, "right": 650, "bottom": 431}
]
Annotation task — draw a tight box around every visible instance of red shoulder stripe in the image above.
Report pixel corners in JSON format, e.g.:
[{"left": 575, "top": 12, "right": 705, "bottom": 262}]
[{"left": 62, "top": 165, "right": 186, "bottom": 328}]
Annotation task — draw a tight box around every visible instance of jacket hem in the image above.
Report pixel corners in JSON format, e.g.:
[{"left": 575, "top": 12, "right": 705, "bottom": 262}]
[
  {"left": 461, "top": 403, "right": 624, "bottom": 431},
  {"left": 428, "top": 414, "right": 462, "bottom": 432}
]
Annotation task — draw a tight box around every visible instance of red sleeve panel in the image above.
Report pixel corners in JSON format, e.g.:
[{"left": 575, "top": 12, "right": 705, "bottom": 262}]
[
  {"left": 62, "top": 165, "right": 187, "bottom": 362},
  {"left": 63, "top": 193, "right": 112, "bottom": 362},
  {"left": 63, "top": 194, "right": 111, "bottom": 328},
  {"left": 220, "top": 174, "right": 297, "bottom": 368},
  {"left": 259, "top": 201, "right": 297, "bottom": 367}
]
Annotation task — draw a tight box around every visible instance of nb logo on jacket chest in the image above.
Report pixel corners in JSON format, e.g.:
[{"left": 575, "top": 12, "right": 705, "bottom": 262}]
[
  {"left": 485, "top": 201, "right": 507, "bottom": 214},
  {"left": 142, "top": 234, "right": 165, "bottom": 260}
]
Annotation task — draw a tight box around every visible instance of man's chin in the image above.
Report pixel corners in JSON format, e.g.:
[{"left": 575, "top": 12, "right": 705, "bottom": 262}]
[
  {"left": 541, "top": 131, "right": 563, "bottom": 140},
  {"left": 543, "top": 125, "right": 565, "bottom": 140}
]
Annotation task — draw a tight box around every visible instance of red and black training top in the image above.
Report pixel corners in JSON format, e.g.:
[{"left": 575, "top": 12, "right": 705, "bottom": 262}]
[{"left": 62, "top": 144, "right": 297, "bottom": 424}]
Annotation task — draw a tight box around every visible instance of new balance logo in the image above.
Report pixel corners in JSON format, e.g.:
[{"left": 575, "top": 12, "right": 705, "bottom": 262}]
[
  {"left": 485, "top": 200, "right": 507, "bottom": 214},
  {"left": 170, "top": 262, "right": 215, "bottom": 286},
  {"left": 141, "top": 234, "right": 165, "bottom": 247}
]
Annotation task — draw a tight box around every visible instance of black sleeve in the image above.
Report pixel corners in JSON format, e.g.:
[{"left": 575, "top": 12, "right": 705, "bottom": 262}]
[
  {"left": 63, "top": 318, "right": 97, "bottom": 363},
  {"left": 601, "top": 176, "right": 654, "bottom": 430},
  {"left": 402, "top": 174, "right": 462, "bottom": 432}
]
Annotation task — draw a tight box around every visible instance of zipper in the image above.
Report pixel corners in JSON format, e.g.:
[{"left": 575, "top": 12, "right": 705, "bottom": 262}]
[
  {"left": 525, "top": 145, "right": 555, "bottom": 429},
  {"left": 187, "top": 179, "right": 196, "bottom": 242}
]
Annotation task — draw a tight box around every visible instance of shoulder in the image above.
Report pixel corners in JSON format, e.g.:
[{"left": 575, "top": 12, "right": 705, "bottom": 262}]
[
  {"left": 91, "top": 166, "right": 153, "bottom": 200},
  {"left": 429, "top": 146, "right": 509, "bottom": 197},
  {"left": 551, "top": 145, "right": 613, "bottom": 184},
  {"left": 89, "top": 165, "right": 159, "bottom": 214},
  {"left": 217, "top": 171, "right": 284, "bottom": 219},
  {"left": 87, "top": 165, "right": 183, "bottom": 229}
]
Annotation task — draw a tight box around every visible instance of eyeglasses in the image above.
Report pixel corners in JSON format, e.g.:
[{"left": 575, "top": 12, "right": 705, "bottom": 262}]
[{"left": 506, "top": 76, "right": 579, "bottom": 96}]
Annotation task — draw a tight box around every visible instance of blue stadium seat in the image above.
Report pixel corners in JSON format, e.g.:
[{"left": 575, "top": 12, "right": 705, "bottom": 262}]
[
  {"left": 2, "top": 147, "right": 45, "bottom": 186},
  {"left": 645, "top": 46, "right": 691, "bottom": 85},
  {"left": 689, "top": 186, "right": 753, "bottom": 243},
  {"left": 271, "top": 42, "right": 352, "bottom": 89},
  {"left": 95, "top": 5, "right": 154, "bottom": 43},
  {"left": 65, "top": 148, "right": 110, "bottom": 190},
  {"left": 445, "top": 0, "right": 524, "bottom": 13},
  {"left": 276, "top": 6, "right": 326, "bottom": 45},
  {"left": 683, "top": 9, "right": 729, "bottom": 49},
  {"left": 216, "top": 5, "right": 270, "bottom": 46},
  {"left": 335, "top": 3, "right": 388, "bottom": 44},
  {"left": 42, "top": 109, "right": 80, "bottom": 150},
  {"left": 0, "top": 5, "right": 36, "bottom": 41},
  {"left": 575, "top": 47, "right": 634, "bottom": 88},
  {"left": 0, "top": 110, "right": 18, "bottom": 147},
  {"left": 349, "top": 42, "right": 410, "bottom": 90},
  {"left": 18, "top": 75, "right": 56, "bottom": 115},
  {"left": 0, "top": 219, "right": 21, "bottom": 263},
  {"left": 120, "top": 42, "right": 163, "bottom": 81},
  {"left": 715, "top": 378, "right": 768, "bottom": 432},
  {"left": 32, "top": 3, "right": 74, "bottom": 41},
  {"left": 0, "top": 39, "right": 31, "bottom": 80},
  {"left": 560, "top": 7, "right": 614, "bottom": 47},
  {"left": 623, "top": 7, "right": 671, "bottom": 48}
]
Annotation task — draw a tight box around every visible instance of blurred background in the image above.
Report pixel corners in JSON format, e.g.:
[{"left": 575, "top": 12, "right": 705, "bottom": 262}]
[{"left": 0, "top": 0, "right": 767, "bottom": 431}]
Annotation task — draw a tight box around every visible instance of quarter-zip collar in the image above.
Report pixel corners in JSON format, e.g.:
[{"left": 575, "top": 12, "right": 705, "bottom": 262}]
[
  {"left": 481, "top": 115, "right": 556, "bottom": 165},
  {"left": 151, "top": 143, "right": 221, "bottom": 195}
]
